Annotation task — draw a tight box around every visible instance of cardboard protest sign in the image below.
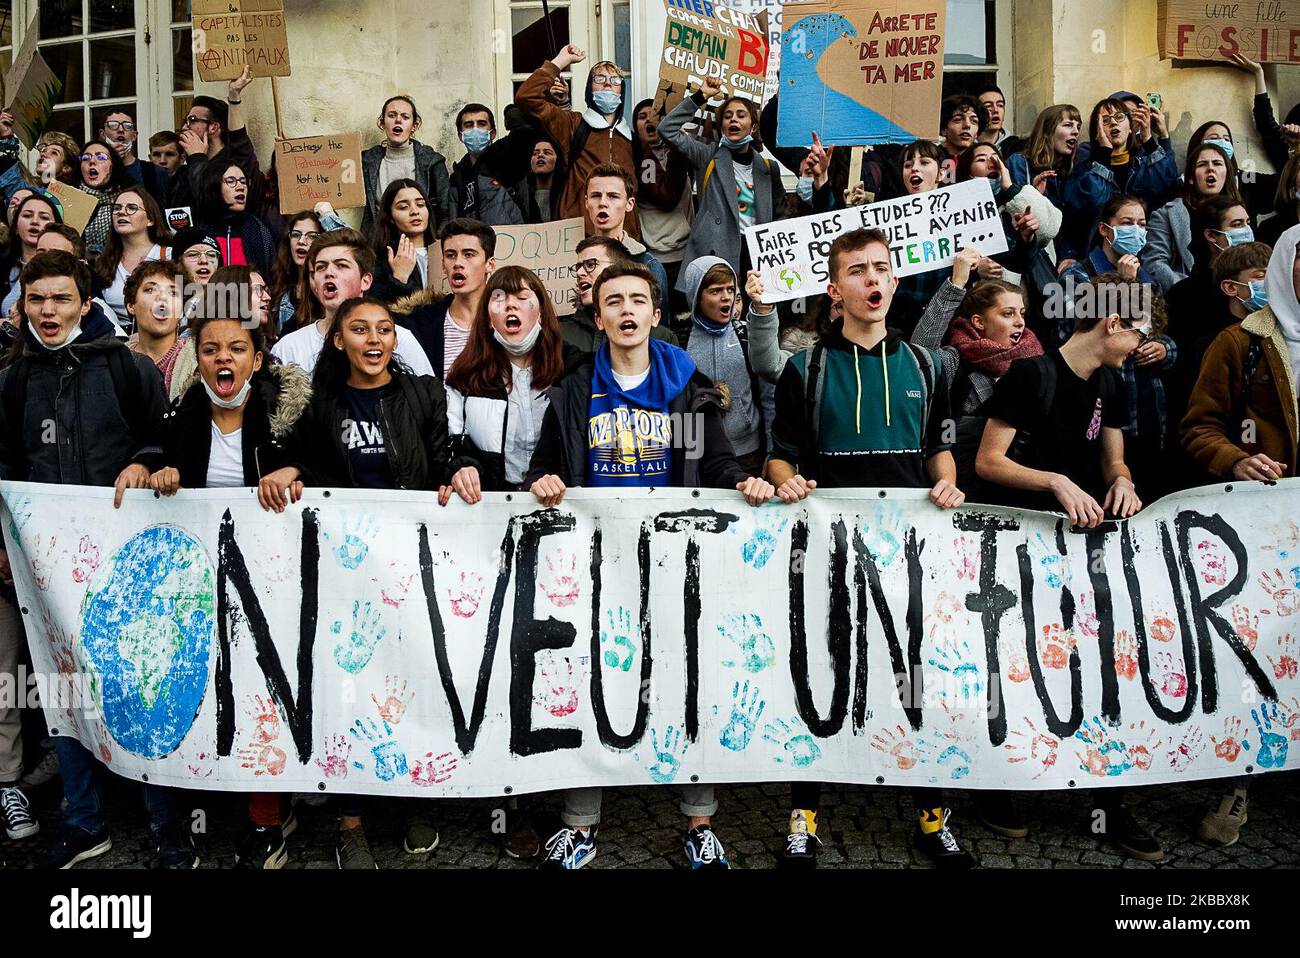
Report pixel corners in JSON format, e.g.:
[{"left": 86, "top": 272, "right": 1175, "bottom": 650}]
[
  {"left": 192, "top": 0, "right": 290, "bottom": 81},
  {"left": 46, "top": 181, "right": 100, "bottom": 235},
  {"left": 429, "top": 218, "right": 585, "bottom": 317},
  {"left": 2, "top": 17, "right": 63, "bottom": 148},
  {"left": 729, "top": 0, "right": 787, "bottom": 103},
  {"left": 744, "top": 178, "right": 1006, "bottom": 303},
  {"left": 1158, "top": 0, "right": 1300, "bottom": 63},
  {"left": 776, "top": 0, "right": 946, "bottom": 146},
  {"left": 651, "top": 0, "right": 770, "bottom": 125},
  {"left": 9, "top": 480, "right": 1300, "bottom": 795},
  {"left": 275, "top": 133, "right": 365, "bottom": 214}
]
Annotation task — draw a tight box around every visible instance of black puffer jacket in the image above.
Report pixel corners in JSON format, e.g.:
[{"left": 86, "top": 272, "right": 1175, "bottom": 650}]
[
  {"left": 155, "top": 361, "right": 312, "bottom": 487},
  {"left": 281, "top": 367, "right": 453, "bottom": 490},
  {"left": 0, "top": 311, "right": 166, "bottom": 485}
]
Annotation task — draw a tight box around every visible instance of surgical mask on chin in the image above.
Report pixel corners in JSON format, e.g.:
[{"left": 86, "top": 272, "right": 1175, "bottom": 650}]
[
  {"left": 203, "top": 377, "right": 252, "bottom": 410},
  {"left": 720, "top": 134, "right": 754, "bottom": 151},
  {"left": 796, "top": 176, "right": 814, "bottom": 202},
  {"left": 1236, "top": 279, "right": 1269, "bottom": 312},
  {"left": 39, "top": 323, "right": 82, "bottom": 351},
  {"left": 1207, "top": 138, "right": 1235, "bottom": 161},
  {"left": 461, "top": 128, "right": 492, "bottom": 154},
  {"left": 591, "top": 91, "right": 623, "bottom": 116},
  {"left": 493, "top": 321, "right": 542, "bottom": 356},
  {"left": 1107, "top": 223, "right": 1147, "bottom": 256}
]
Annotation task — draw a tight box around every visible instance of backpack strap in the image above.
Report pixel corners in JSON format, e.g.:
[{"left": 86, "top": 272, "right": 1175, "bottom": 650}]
[
  {"left": 1, "top": 359, "right": 31, "bottom": 479},
  {"left": 106, "top": 346, "right": 147, "bottom": 450},
  {"left": 798, "top": 343, "right": 826, "bottom": 481},
  {"left": 901, "top": 342, "right": 937, "bottom": 440}
]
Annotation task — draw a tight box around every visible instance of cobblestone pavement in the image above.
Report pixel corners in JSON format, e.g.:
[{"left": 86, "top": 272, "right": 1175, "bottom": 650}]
[{"left": 4, "top": 771, "right": 1298, "bottom": 869}]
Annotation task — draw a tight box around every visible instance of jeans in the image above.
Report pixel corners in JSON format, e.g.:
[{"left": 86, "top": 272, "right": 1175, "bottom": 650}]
[
  {"left": 561, "top": 785, "right": 719, "bottom": 828},
  {"left": 53, "top": 737, "right": 102, "bottom": 834},
  {"left": 0, "top": 596, "right": 23, "bottom": 785}
]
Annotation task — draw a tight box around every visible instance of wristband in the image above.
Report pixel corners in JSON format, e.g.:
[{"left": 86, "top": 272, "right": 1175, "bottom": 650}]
[{"left": 227, "top": 98, "right": 242, "bottom": 105}]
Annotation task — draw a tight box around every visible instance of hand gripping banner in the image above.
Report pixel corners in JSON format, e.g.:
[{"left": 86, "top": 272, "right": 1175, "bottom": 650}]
[{"left": 1, "top": 481, "right": 1295, "bottom": 797}]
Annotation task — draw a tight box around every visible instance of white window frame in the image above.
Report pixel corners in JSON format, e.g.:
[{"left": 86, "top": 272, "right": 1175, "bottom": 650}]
[
  {"left": 942, "top": 0, "right": 1014, "bottom": 130},
  {"left": 493, "top": 0, "right": 595, "bottom": 115}
]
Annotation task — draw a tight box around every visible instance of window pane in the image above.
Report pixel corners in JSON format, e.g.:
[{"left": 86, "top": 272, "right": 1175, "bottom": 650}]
[
  {"left": 90, "top": 102, "right": 135, "bottom": 139},
  {"left": 942, "top": 70, "right": 997, "bottom": 101},
  {"left": 42, "top": 41, "right": 85, "bottom": 105},
  {"left": 46, "top": 107, "right": 87, "bottom": 147},
  {"left": 173, "top": 0, "right": 191, "bottom": 24},
  {"left": 40, "top": 0, "right": 83, "bottom": 40},
  {"left": 174, "top": 95, "right": 194, "bottom": 132},
  {"left": 945, "top": 0, "right": 995, "bottom": 66},
  {"left": 90, "top": 36, "right": 135, "bottom": 99},
  {"left": 0, "top": 1, "right": 12, "bottom": 47},
  {"left": 90, "top": 0, "right": 135, "bottom": 34},
  {"left": 511, "top": 6, "right": 569, "bottom": 76},
  {"left": 173, "top": 26, "right": 193, "bottom": 91}
]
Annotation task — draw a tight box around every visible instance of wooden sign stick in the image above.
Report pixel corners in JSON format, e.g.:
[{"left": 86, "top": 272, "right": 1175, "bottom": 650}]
[
  {"left": 847, "top": 146, "right": 864, "bottom": 191},
  {"left": 271, "top": 76, "right": 286, "bottom": 140}
]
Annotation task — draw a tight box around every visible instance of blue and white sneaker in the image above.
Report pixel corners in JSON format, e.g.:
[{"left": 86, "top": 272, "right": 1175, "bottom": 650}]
[
  {"left": 539, "top": 826, "right": 597, "bottom": 870},
  {"left": 685, "top": 825, "right": 730, "bottom": 869}
]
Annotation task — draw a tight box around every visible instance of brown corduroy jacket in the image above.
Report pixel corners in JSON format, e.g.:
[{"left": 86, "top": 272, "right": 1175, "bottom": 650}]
[
  {"left": 515, "top": 62, "right": 640, "bottom": 239},
  {"left": 1181, "top": 307, "right": 1299, "bottom": 479}
]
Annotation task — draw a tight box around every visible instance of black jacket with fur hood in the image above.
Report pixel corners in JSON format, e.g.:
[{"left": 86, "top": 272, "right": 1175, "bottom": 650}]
[{"left": 155, "top": 361, "right": 312, "bottom": 487}]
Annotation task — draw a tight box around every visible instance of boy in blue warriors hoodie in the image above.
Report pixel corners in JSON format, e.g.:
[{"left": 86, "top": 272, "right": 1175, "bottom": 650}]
[
  {"left": 765, "top": 228, "right": 974, "bottom": 870},
  {"left": 526, "top": 261, "right": 774, "bottom": 871}
]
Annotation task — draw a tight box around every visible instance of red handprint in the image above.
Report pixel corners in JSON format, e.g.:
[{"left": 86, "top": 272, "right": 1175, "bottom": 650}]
[
  {"left": 1155, "top": 651, "right": 1188, "bottom": 698},
  {"left": 534, "top": 655, "right": 579, "bottom": 717},
  {"left": 447, "top": 570, "right": 486, "bottom": 618},
  {"left": 238, "top": 744, "right": 287, "bottom": 776},
  {"left": 538, "top": 550, "right": 580, "bottom": 607},
  {"left": 1259, "top": 569, "right": 1300, "bottom": 616},
  {"left": 1039, "top": 623, "right": 1075, "bottom": 670},
  {"left": 1197, "top": 540, "right": 1228, "bottom": 587},
  {"left": 1268, "top": 634, "right": 1298, "bottom": 680},
  {"left": 1005, "top": 716, "right": 1059, "bottom": 779},
  {"left": 95, "top": 724, "right": 112, "bottom": 764},
  {"left": 1210, "top": 716, "right": 1246, "bottom": 762},
  {"left": 371, "top": 675, "right": 413, "bottom": 725},
  {"left": 246, "top": 694, "right": 281, "bottom": 745},
  {"left": 315, "top": 734, "right": 351, "bottom": 778},
  {"left": 1114, "top": 629, "right": 1138, "bottom": 680},
  {"left": 70, "top": 535, "right": 101, "bottom": 584},
  {"left": 410, "top": 751, "right": 459, "bottom": 786},
  {"left": 1231, "top": 605, "right": 1265, "bottom": 652},
  {"left": 871, "top": 725, "right": 918, "bottom": 770}
]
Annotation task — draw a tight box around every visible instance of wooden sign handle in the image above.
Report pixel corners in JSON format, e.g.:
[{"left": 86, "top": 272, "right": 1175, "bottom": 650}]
[
  {"left": 270, "top": 76, "right": 285, "bottom": 140},
  {"left": 847, "top": 146, "right": 864, "bottom": 191}
]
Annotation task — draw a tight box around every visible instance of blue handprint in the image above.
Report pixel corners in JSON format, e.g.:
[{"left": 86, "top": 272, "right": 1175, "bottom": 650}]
[
  {"left": 349, "top": 718, "right": 408, "bottom": 781},
  {"left": 928, "top": 639, "right": 985, "bottom": 701},
  {"left": 1030, "top": 532, "right": 1064, "bottom": 589},
  {"left": 642, "top": 725, "right": 687, "bottom": 784},
  {"left": 861, "top": 501, "right": 907, "bottom": 568},
  {"left": 740, "top": 510, "right": 790, "bottom": 570},
  {"left": 600, "top": 607, "right": 637, "bottom": 672},
  {"left": 332, "top": 513, "right": 380, "bottom": 570},
  {"left": 332, "top": 600, "right": 387, "bottom": 674},
  {"left": 5, "top": 494, "right": 32, "bottom": 541},
  {"left": 1252, "top": 703, "right": 1290, "bottom": 770},
  {"left": 720, "top": 680, "right": 765, "bottom": 752},
  {"left": 718, "top": 612, "right": 776, "bottom": 673},
  {"left": 762, "top": 715, "right": 822, "bottom": 767}
]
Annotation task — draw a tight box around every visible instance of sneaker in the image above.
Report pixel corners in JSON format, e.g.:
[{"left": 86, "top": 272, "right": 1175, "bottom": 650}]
[
  {"left": 36, "top": 826, "right": 112, "bottom": 869},
  {"left": 1, "top": 786, "right": 39, "bottom": 839},
  {"left": 504, "top": 812, "right": 540, "bottom": 860},
  {"left": 976, "top": 791, "right": 1029, "bottom": 839},
  {"left": 155, "top": 822, "right": 200, "bottom": 870},
  {"left": 234, "top": 825, "right": 288, "bottom": 870},
  {"left": 781, "top": 809, "right": 822, "bottom": 869},
  {"left": 1198, "top": 788, "right": 1248, "bottom": 847},
  {"left": 538, "top": 826, "right": 596, "bottom": 870},
  {"left": 915, "top": 809, "right": 976, "bottom": 869},
  {"left": 1104, "top": 805, "right": 1164, "bottom": 861},
  {"left": 336, "top": 825, "right": 377, "bottom": 869},
  {"left": 684, "top": 825, "right": 730, "bottom": 869},
  {"left": 19, "top": 748, "right": 60, "bottom": 789},
  {"left": 403, "top": 817, "right": 440, "bottom": 855}
]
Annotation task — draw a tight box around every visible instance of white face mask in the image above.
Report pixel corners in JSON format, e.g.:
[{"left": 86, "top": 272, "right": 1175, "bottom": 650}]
[
  {"left": 38, "top": 323, "right": 83, "bottom": 351},
  {"left": 202, "top": 376, "right": 252, "bottom": 409},
  {"left": 492, "top": 320, "right": 542, "bottom": 356}
]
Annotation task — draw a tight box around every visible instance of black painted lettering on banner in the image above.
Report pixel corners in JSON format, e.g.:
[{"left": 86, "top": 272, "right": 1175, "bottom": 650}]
[
  {"left": 960, "top": 513, "right": 1020, "bottom": 745},
  {"left": 789, "top": 518, "right": 852, "bottom": 736},
  {"left": 858, "top": 525, "right": 927, "bottom": 731},
  {"left": 1017, "top": 539, "right": 1083, "bottom": 738}
]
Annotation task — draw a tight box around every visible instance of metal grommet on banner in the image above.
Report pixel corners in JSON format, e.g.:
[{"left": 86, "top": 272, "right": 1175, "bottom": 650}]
[
  {"left": 141, "top": 773, "right": 149, "bottom": 782},
  {"left": 317, "top": 782, "right": 326, "bottom": 791},
  {"left": 49, "top": 728, "right": 58, "bottom": 735},
  {"left": 323, "top": 490, "right": 331, "bottom": 498},
  {"left": 504, "top": 786, "right": 513, "bottom": 795},
  {"left": 691, "top": 490, "right": 699, "bottom": 498},
  {"left": 1225, "top": 485, "right": 1234, "bottom": 494},
  {"left": 505, "top": 494, "right": 513, "bottom": 502},
  {"left": 878, "top": 490, "right": 887, "bottom": 498},
  {"left": 153, "top": 491, "right": 161, "bottom": 499},
  {"left": 875, "top": 776, "right": 884, "bottom": 785},
  {"left": 1067, "top": 779, "right": 1076, "bottom": 788},
  {"left": 1245, "top": 765, "right": 1254, "bottom": 774},
  {"left": 20, "top": 607, "right": 27, "bottom": 615},
  {"left": 690, "top": 774, "right": 699, "bottom": 783}
]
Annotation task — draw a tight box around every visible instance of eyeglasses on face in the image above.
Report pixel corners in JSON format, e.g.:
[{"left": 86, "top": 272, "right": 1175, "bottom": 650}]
[
  {"left": 111, "top": 203, "right": 142, "bottom": 216},
  {"left": 289, "top": 230, "right": 320, "bottom": 243},
  {"left": 183, "top": 115, "right": 212, "bottom": 127},
  {"left": 81, "top": 152, "right": 110, "bottom": 163},
  {"left": 183, "top": 249, "right": 219, "bottom": 263},
  {"left": 223, "top": 176, "right": 249, "bottom": 188},
  {"left": 104, "top": 120, "right": 135, "bottom": 132},
  {"left": 591, "top": 74, "right": 624, "bottom": 89},
  {"left": 572, "top": 258, "right": 603, "bottom": 276}
]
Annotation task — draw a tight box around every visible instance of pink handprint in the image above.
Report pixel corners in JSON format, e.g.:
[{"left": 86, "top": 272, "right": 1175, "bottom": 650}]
[
  {"left": 186, "top": 751, "right": 216, "bottom": 778},
  {"left": 534, "top": 655, "right": 579, "bottom": 717},
  {"left": 1167, "top": 727, "right": 1205, "bottom": 771},
  {"left": 1197, "top": 540, "right": 1228, "bottom": 587},
  {"left": 374, "top": 560, "right": 415, "bottom": 609},
  {"left": 955, "top": 537, "right": 977, "bottom": 582},
  {"left": 315, "top": 734, "right": 351, "bottom": 778},
  {"left": 1074, "top": 592, "right": 1100, "bottom": 639},
  {"left": 447, "top": 570, "right": 486, "bottom": 618},
  {"left": 1155, "top": 651, "right": 1188, "bottom": 698},
  {"left": 70, "top": 535, "right": 100, "bottom": 584},
  {"left": 410, "top": 751, "right": 459, "bottom": 786},
  {"left": 1259, "top": 569, "right": 1300, "bottom": 616},
  {"left": 371, "top": 675, "right": 413, "bottom": 725},
  {"left": 1268, "top": 634, "right": 1298, "bottom": 680},
  {"left": 538, "top": 550, "right": 580, "bottom": 607}
]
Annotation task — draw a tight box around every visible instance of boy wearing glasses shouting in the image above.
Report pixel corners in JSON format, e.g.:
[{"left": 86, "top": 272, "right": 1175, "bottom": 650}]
[
  {"left": 561, "top": 235, "right": 677, "bottom": 351},
  {"left": 167, "top": 66, "right": 260, "bottom": 214},
  {"left": 517, "top": 44, "right": 639, "bottom": 239}
]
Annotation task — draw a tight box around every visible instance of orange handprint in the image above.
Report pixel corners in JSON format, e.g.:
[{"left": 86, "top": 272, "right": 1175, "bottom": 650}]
[
  {"left": 1114, "top": 629, "right": 1138, "bottom": 680},
  {"left": 1039, "top": 623, "right": 1076, "bottom": 670},
  {"left": 1210, "top": 715, "right": 1246, "bottom": 762},
  {"left": 871, "top": 724, "right": 918, "bottom": 770}
]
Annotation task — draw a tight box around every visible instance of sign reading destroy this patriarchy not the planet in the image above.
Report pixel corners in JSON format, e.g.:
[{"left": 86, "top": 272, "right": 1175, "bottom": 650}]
[
  {"left": 4, "top": 481, "right": 1298, "bottom": 797},
  {"left": 776, "top": 0, "right": 947, "bottom": 146},
  {"left": 651, "top": 0, "right": 770, "bottom": 120},
  {"left": 275, "top": 134, "right": 366, "bottom": 214},
  {"left": 192, "top": 0, "right": 291, "bottom": 81},
  {"left": 744, "top": 178, "right": 1007, "bottom": 303}
]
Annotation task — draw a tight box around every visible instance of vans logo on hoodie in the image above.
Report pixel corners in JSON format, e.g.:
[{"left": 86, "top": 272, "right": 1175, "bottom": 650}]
[{"left": 906, "top": 389, "right": 922, "bottom": 400}]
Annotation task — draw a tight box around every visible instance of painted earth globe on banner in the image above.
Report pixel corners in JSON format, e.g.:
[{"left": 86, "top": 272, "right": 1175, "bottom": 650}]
[{"left": 79, "top": 526, "right": 216, "bottom": 759}]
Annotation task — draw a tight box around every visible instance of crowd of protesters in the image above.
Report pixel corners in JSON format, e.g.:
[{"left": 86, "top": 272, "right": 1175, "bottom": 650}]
[{"left": 0, "top": 43, "right": 1297, "bottom": 872}]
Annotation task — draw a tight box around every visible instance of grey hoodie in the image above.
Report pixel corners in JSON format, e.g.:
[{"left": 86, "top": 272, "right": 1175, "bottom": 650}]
[{"left": 680, "top": 255, "right": 761, "bottom": 458}]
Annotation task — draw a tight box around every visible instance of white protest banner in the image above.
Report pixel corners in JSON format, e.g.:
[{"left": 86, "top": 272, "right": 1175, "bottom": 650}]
[
  {"left": 275, "top": 133, "right": 365, "bottom": 214},
  {"left": 744, "top": 178, "right": 1007, "bottom": 303},
  {"left": 3, "top": 481, "right": 1297, "bottom": 798},
  {"left": 651, "top": 0, "right": 770, "bottom": 124},
  {"left": 428, "top": 218, "right": 585, "bottom": 317}
]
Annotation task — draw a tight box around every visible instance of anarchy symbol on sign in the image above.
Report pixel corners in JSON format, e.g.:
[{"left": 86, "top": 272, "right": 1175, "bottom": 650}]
[{"left": 200, "top": 50, "right": 221, "bottom": 72}]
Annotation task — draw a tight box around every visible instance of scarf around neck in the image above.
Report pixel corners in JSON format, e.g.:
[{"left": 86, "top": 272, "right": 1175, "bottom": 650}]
[{"left": 948, "top": 316, "right": 1043, "bottom": 379}]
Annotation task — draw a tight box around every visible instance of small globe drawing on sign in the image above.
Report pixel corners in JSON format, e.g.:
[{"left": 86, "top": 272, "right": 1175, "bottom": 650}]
[
  {"left": 778, "top": 267, "right": 803, "bottom": 291},
  {"left": 79, "top": 526, "right": 216, "bottom": 759}
]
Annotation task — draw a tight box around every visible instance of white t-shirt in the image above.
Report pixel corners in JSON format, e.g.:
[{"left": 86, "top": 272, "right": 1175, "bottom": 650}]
[
  {"left": 271, "top": 320, "right": 435, "bottom": 377},
  {"left": 206, "top": 423, "right": 244, "bottom": 488},
  {"left": 103, "top": 244, "right": 164, "bottom": 323},
  {"left": 444, "top": 311, "right": 472, "bottom": 375},
  {"left": 446, "top": 367, "right": 551, "bottom": 485},
  {"left": 612, "top": 367, "right": 650, "bottom": 392}
]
